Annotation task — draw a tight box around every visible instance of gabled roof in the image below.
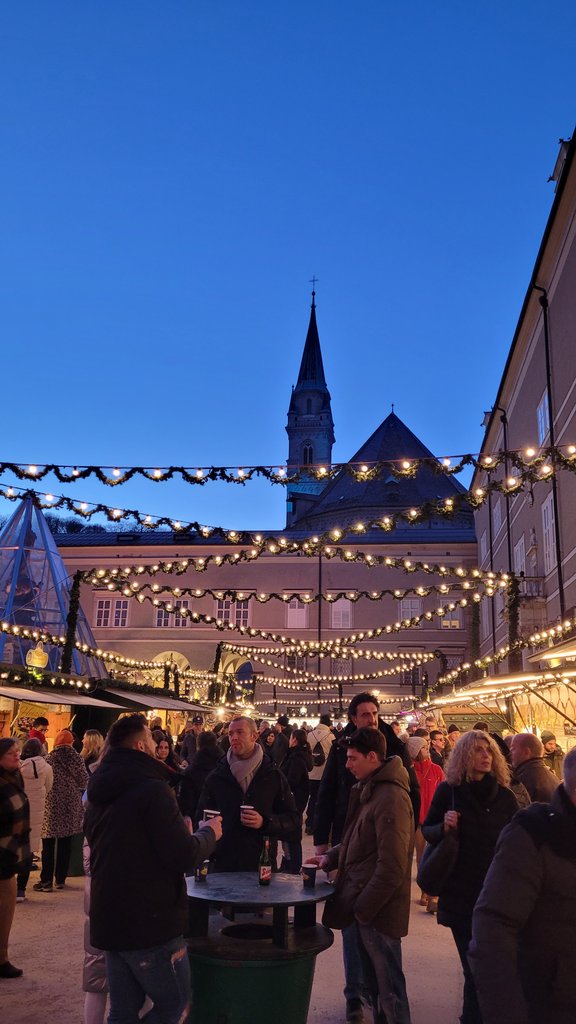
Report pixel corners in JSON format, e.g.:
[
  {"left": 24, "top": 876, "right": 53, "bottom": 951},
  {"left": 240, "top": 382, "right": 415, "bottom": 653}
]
[
  {"left": 290, "top": 412, "right": 475, "bottom": 540},
  {"left": 0, "top": 499, "right": 107, "bottom": 676}
]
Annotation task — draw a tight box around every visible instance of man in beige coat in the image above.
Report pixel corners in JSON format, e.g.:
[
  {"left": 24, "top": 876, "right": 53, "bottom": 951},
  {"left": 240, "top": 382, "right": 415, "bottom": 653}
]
[{"left": 313, "top": 727, "right": 414, "bottom": 1024}]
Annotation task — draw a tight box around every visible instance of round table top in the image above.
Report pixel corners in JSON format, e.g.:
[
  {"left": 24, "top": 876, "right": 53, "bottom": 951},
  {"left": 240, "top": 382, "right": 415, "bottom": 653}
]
[{"left": 186, "top": 870, "right": 334, "bottom": 906}]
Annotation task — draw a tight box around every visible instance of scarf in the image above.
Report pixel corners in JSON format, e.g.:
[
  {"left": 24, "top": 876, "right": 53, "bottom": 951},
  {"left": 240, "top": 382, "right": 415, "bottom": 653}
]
[{"left": 227, "top": 743, "right": 263, "bottom": 794}]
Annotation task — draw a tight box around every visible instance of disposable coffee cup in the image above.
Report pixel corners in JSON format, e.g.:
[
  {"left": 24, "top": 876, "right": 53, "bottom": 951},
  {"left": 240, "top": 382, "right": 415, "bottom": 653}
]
[
  {"left": 203, "top": 809, "right": 220, "bottom": 821},
  {"left": 240, "top": 804, "right": 254, "bottom": 814},
  {"left": 301, "top": 863, "right": 317, "bottom": 888}
]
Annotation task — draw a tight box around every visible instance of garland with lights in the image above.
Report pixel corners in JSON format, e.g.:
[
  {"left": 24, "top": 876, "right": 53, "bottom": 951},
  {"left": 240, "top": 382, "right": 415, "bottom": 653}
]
[
  {"left": 0, "top": 460, "right": 566, "bottom": 542},
  {"left": 82, "top": 555, "right": 508, "bottom": 584},
  {"left": 0, "top": 663, "right": 93, "bottom": 692},
  {"left": 3, "top": 443, "right": 575, "bottom": 486},
  {"left": 90, "top": 578, "right": 498, "bottom": 604},
  {"left": 224, "top": 642, "right": 444, "bottom": 662}
]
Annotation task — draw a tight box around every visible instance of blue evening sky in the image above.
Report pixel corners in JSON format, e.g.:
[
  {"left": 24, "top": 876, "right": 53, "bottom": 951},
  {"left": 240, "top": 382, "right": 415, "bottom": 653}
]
[{"left": 1, "top": 2, "right": 575, "bottom": 532}]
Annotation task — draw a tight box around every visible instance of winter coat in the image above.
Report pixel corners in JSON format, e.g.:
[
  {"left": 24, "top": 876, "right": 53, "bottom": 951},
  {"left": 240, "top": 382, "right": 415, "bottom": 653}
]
[
  {"left": 196, "top": 753, "right": 299, "bottom": 871},
  {"left": 413, "top": 757, "right": 445, "bottom": 824},
  {"left": 314, "top": 719, "right": 421, "bottom": 846},
  {"left": 270, "top": 730, "right": 289, "bottom": 769},
  {"left": 0, "top": 766, "right": 30, "bottom": 880},
  {"left": 178, "top": 745, "right": 222, "bottom": 821},
  {"left": 43, "top": 745, "right": 89, "bottom": 838},
  {"left": 20, "top": 755, "right": 53, "bottom": 852},
  {"left": 307, "top": 724, "right": 335, "bottom": 782},
  {"left": 85, "top": 747, "right": 216, "bottom": 951},
  {"left": 283, "top": 746, "right": 312, "bottom": 814},
  {"left": 422, "top": 776, "right": 518, "bottom": 926},
  {"left": 469, "top": 784, "right": 576, "bottom": 1024},
  {"left": 179, "top": 732, "right": 199, "bottom": 763},
  {"left": 322, "top": 756, "right": 414, "bottom": 938},
  {"left": 543, "top": 746, "right": 564, "bottom": 781},
  {"left": 513, "top": 758, "right": 559, "bottom": 803}
]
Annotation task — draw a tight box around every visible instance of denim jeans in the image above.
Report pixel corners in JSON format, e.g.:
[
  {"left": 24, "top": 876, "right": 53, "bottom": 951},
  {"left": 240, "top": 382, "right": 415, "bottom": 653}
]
[
  {"left": 105, "top": 935, "right": 190, "bottom": 1024},
  {"left": 342, "top": 922, "right": 368, "bottom": 1003},
  {"left": 356, "top": 924, "right": 411, "bottom": 1024}
]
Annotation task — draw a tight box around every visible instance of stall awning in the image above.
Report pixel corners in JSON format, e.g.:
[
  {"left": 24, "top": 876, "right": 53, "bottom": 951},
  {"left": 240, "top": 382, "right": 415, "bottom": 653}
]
[
  {"left": 0, "top": 685, "right": 126, "bottom": 708},
  {"left": 102, "top": 688, "right": 208, "bottom": 713}
]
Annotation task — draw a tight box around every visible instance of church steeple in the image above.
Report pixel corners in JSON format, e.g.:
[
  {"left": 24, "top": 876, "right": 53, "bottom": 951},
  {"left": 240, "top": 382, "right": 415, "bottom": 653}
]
[{"left": 285, "top": 289, "right": 335, "bottom": 527}]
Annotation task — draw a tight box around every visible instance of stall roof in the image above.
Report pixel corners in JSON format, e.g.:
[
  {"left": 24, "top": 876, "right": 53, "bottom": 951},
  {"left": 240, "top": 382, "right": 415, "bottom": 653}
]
[
  {"left": 528, "top": 637, "right": 576, "bottom": 664},
  {"left": 0, "top": 685, "right": 125, "bottom": 708},
  {"left": 102, "top": 688, "right": 208, "bottom": 713}
]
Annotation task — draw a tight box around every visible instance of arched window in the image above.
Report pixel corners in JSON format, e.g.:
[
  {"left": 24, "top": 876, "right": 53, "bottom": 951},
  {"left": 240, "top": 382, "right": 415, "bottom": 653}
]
[
  {"left": 302, "top": 443, "right": 313, "bottom": 466},
  {"left": 306, "top": 398, "right": 312, "bottom": 414}
]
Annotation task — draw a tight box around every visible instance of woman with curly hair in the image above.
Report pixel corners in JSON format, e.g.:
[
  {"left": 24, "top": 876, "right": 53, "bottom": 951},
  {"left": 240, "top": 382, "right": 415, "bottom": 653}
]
[
  {"left": 422, "top": 731, "right": 518, "bottom": 1024},
  {"left": 81, "top": 730, "right": 105, "bottom": 769}
]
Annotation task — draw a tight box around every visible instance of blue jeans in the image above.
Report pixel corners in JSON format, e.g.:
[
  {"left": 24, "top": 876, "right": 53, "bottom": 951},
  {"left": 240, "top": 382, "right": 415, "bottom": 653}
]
[
  {"left": 105, "top": 936, "right": 190, "bottom": 1024},
  {"left": 356, "top": 924, "right": 411, "bottom": 1024},
  {"left": 342, "top": 922, "right": 368, "bottom": 1003}
]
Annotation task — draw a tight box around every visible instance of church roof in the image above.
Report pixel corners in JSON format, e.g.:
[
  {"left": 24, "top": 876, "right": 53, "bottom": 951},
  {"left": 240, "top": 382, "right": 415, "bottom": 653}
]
[
  {"left": 289, "top": 411, "right": 475, "bottom": 541},
  {"left": 295, "top": 296, "right": 327, "bottom": 390}
]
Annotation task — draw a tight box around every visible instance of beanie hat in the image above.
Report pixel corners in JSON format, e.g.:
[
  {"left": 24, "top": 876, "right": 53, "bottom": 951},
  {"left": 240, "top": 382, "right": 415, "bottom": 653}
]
[
  {"left": 447, "top": 724, "right": 460, "bottom": 734},
  {"left": 540, "top": 731, "right": 556, "bottom": 744},
  {"left": 54, "top": 729, "right": 74, "bottom": 747},
  {"left": 407, "top": 736, "right": 427, "bottom": 760}
]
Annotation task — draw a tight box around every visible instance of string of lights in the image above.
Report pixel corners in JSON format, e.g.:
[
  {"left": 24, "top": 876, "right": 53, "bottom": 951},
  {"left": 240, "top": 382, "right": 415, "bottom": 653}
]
[
  {"left": 0, "top": 463, "right": 566, "bottom": 545},
  {"left": 223, "top": 642, "right": 445, "bottom": 662},
  {"left": 3, "top": 442, "right": 575, "bottom": 486}
]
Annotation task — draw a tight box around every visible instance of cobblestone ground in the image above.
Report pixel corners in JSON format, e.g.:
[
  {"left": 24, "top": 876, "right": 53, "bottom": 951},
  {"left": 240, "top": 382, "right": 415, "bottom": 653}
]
[{"left": 4, "top": 843, "right": 462, "bottom": 1023}]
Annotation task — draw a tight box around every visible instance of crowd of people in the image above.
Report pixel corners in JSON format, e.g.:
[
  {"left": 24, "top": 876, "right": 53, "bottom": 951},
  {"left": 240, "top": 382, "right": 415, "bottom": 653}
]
[{"left": 0, "top": 703, "right": 574, "bottom": 1024}]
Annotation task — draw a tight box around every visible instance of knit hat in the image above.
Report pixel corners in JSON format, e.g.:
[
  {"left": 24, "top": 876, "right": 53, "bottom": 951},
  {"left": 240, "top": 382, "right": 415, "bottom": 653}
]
[
  {"left": 54, "top": 729, "right": 74, "bottom": 747},
  {"left": 540, "top": 731, "right": 556, "bottom": 744},
  {"left": 447, "top": 724, "right": 460, "bottom": 734},
  {"left": 407, "top": 736, "right": 427, "bottom": 760}
]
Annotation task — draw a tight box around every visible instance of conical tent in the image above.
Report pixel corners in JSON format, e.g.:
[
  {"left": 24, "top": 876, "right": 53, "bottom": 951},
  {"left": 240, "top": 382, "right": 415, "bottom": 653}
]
[{"left": 0, "top": 499, "right": 107, "bottom": 677}]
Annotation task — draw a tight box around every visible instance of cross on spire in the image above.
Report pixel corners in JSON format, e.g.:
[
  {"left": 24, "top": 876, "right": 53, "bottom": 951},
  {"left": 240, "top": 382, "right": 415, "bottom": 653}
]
[{"left": 309, "top": 275, "right": 318, "bottom": 307}]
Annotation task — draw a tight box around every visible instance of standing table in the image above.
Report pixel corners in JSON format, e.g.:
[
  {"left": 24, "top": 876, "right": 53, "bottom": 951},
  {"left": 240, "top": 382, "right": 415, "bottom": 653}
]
[{"left": 186, "top": 871, "right": 334, "bottom": 1024}]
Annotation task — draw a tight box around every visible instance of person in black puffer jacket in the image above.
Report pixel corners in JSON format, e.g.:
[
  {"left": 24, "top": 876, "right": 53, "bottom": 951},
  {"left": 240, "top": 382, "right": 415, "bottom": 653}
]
[
  {"left": 196, "top": 716, "right": 299, "bottom": 872},
  {"left": 422, "top": 731, "right": 518, "bottom": 1024},
  {"left": 178, "top": 731, "right": 222, "bottom": 822},
  {"left": 280, "top": 729, "right": 313, "bottom": 873}
]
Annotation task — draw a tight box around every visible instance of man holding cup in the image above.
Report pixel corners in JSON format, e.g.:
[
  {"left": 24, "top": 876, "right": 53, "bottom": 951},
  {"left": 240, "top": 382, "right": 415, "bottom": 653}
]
[
  {"left": 196, "top": 716, "right": 299, "bottom": 872},
  {"left": 310, "top": 728, "right": 414, "bottom": 1024}
]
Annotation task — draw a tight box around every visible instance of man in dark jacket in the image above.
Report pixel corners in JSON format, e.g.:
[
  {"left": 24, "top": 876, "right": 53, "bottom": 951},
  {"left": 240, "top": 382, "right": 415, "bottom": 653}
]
[
  {"left": 196, "top": 715, "right": 299, "bottom": 871},
  {"left": 84, "top": 714, "right": 221, "bottom": 1024},
  {"left": 469, "top": 747, "right": 576, "bottom": 1024},
  {"left": 313, "top": 692, "right": 420, "bottom": 1024},
  {"left": 510, "top": 732, "right": 559, "bottom": 802}
]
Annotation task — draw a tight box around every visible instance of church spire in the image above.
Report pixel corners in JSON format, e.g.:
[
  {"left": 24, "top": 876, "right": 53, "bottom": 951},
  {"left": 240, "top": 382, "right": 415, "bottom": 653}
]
[{"left": 285, "top": 288, "right": 335, "bottom": 527}]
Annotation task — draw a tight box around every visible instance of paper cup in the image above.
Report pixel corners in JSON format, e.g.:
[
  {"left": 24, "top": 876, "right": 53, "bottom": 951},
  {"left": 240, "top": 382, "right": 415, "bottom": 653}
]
[{"left": 301, "top": 864, "right": 317, "bottom": 888}]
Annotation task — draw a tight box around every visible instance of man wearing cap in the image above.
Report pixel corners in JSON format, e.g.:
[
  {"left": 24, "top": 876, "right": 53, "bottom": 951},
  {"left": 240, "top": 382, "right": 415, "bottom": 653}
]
[
  {"left": 445, "top": 724, "right": 461, "bottom": 755},
  {"left": 541, "top": 731, "right": 564, "bottom": 780},
  {"left": 178, "top": 716, "right": 204, "bottom": 764},
  {"left": 271, "top": 715, "right": 291, "bottom": 769},
  {"left": 469, "top": 747, "right": 576, "bottom": 1024},
  {"left": 33, "top": 729, "right": 88, "bottom": 892}
]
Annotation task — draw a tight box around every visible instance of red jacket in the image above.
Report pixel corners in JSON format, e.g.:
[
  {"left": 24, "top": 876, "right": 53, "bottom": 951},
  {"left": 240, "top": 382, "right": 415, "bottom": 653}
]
[{"left": 414, "top": 758, "right": 445, "bottom": 824}]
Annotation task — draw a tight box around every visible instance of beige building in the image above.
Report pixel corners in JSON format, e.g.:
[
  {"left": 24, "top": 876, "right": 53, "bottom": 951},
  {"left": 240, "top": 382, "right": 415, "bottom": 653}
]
[{"left": 473, "top": 133, "right": 576, "bottom": 672}]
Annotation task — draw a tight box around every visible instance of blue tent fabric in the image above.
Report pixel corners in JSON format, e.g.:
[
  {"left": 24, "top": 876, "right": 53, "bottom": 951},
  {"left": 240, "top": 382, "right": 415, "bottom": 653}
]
[{"left": 0, "top": 499, "right": 106, "bottom": 677}]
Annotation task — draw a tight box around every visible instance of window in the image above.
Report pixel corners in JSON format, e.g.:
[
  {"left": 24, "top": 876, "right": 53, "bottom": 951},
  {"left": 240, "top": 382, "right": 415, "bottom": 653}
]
[
  {"left": 441, "top": 606, "right": 461, "bottom": 629},
  {"left": 480, "top": 530, "right": 488, "bottom": 564},
  {"left": 173, "top": 600, "right": 190, "bottom": 627},
  {"left": 155, "top": 607, "right": 170, "bottom": 627},
  {"left": 96, "top": 598, "right": 128, "bottom": 627},
  {"left": 331, "top": 598, "right": 352, "bottom": 629},
  {"left": 331, "top": 657, "right": 353, "bottom": 678},
  {"left": 95, "top": 599, "right": 111, "bottom": 627},
  {"left": 537, "top": 391, "right": 550, "bottom": 445},
  {"left": 514, "top": 535, "right": 526, "bottom": 577},
  {"left": 493, "top": 498, "right": 502, "bottom": 535},
  {"left": 306, "top": 398, "right": 312, "bottom": 414},
  {"left": 286, "top": 653, "right": 307, "bottom": 673},
  {"left": 480, "top": 604, "right": 490, "bottom": 641},
  {"left": 399, "top": 598, "right": 423, "bottom": 621},
  {"left": 287, "top": 598, "right": 308, "bottom": 629},
  {"left": 302, "top": 443, "right": 313, "bottom": 466},
  {"left": 542, "top": 492, "right": 557, "bottom": 574},
  {"left": 113, "top": 600, "right": 128, "bottom": 627},
  {"left": 216, "top": 599, "right": 250, "bottom": 627}
]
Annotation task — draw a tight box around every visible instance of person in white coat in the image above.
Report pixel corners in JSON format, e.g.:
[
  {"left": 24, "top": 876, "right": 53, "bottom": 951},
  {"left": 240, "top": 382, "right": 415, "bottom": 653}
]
[
  {"left": 16, "top": 739, "right": 53, "bottom": 900},
  {"left": 305, "top": 714, "right": 335, "bottom": 835}
]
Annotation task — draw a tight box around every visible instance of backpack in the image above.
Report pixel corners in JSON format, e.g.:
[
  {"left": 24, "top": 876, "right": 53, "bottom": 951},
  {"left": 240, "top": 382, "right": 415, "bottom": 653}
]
[{"left": 312, "top": 740, "right": 326, "bottom": 768}]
